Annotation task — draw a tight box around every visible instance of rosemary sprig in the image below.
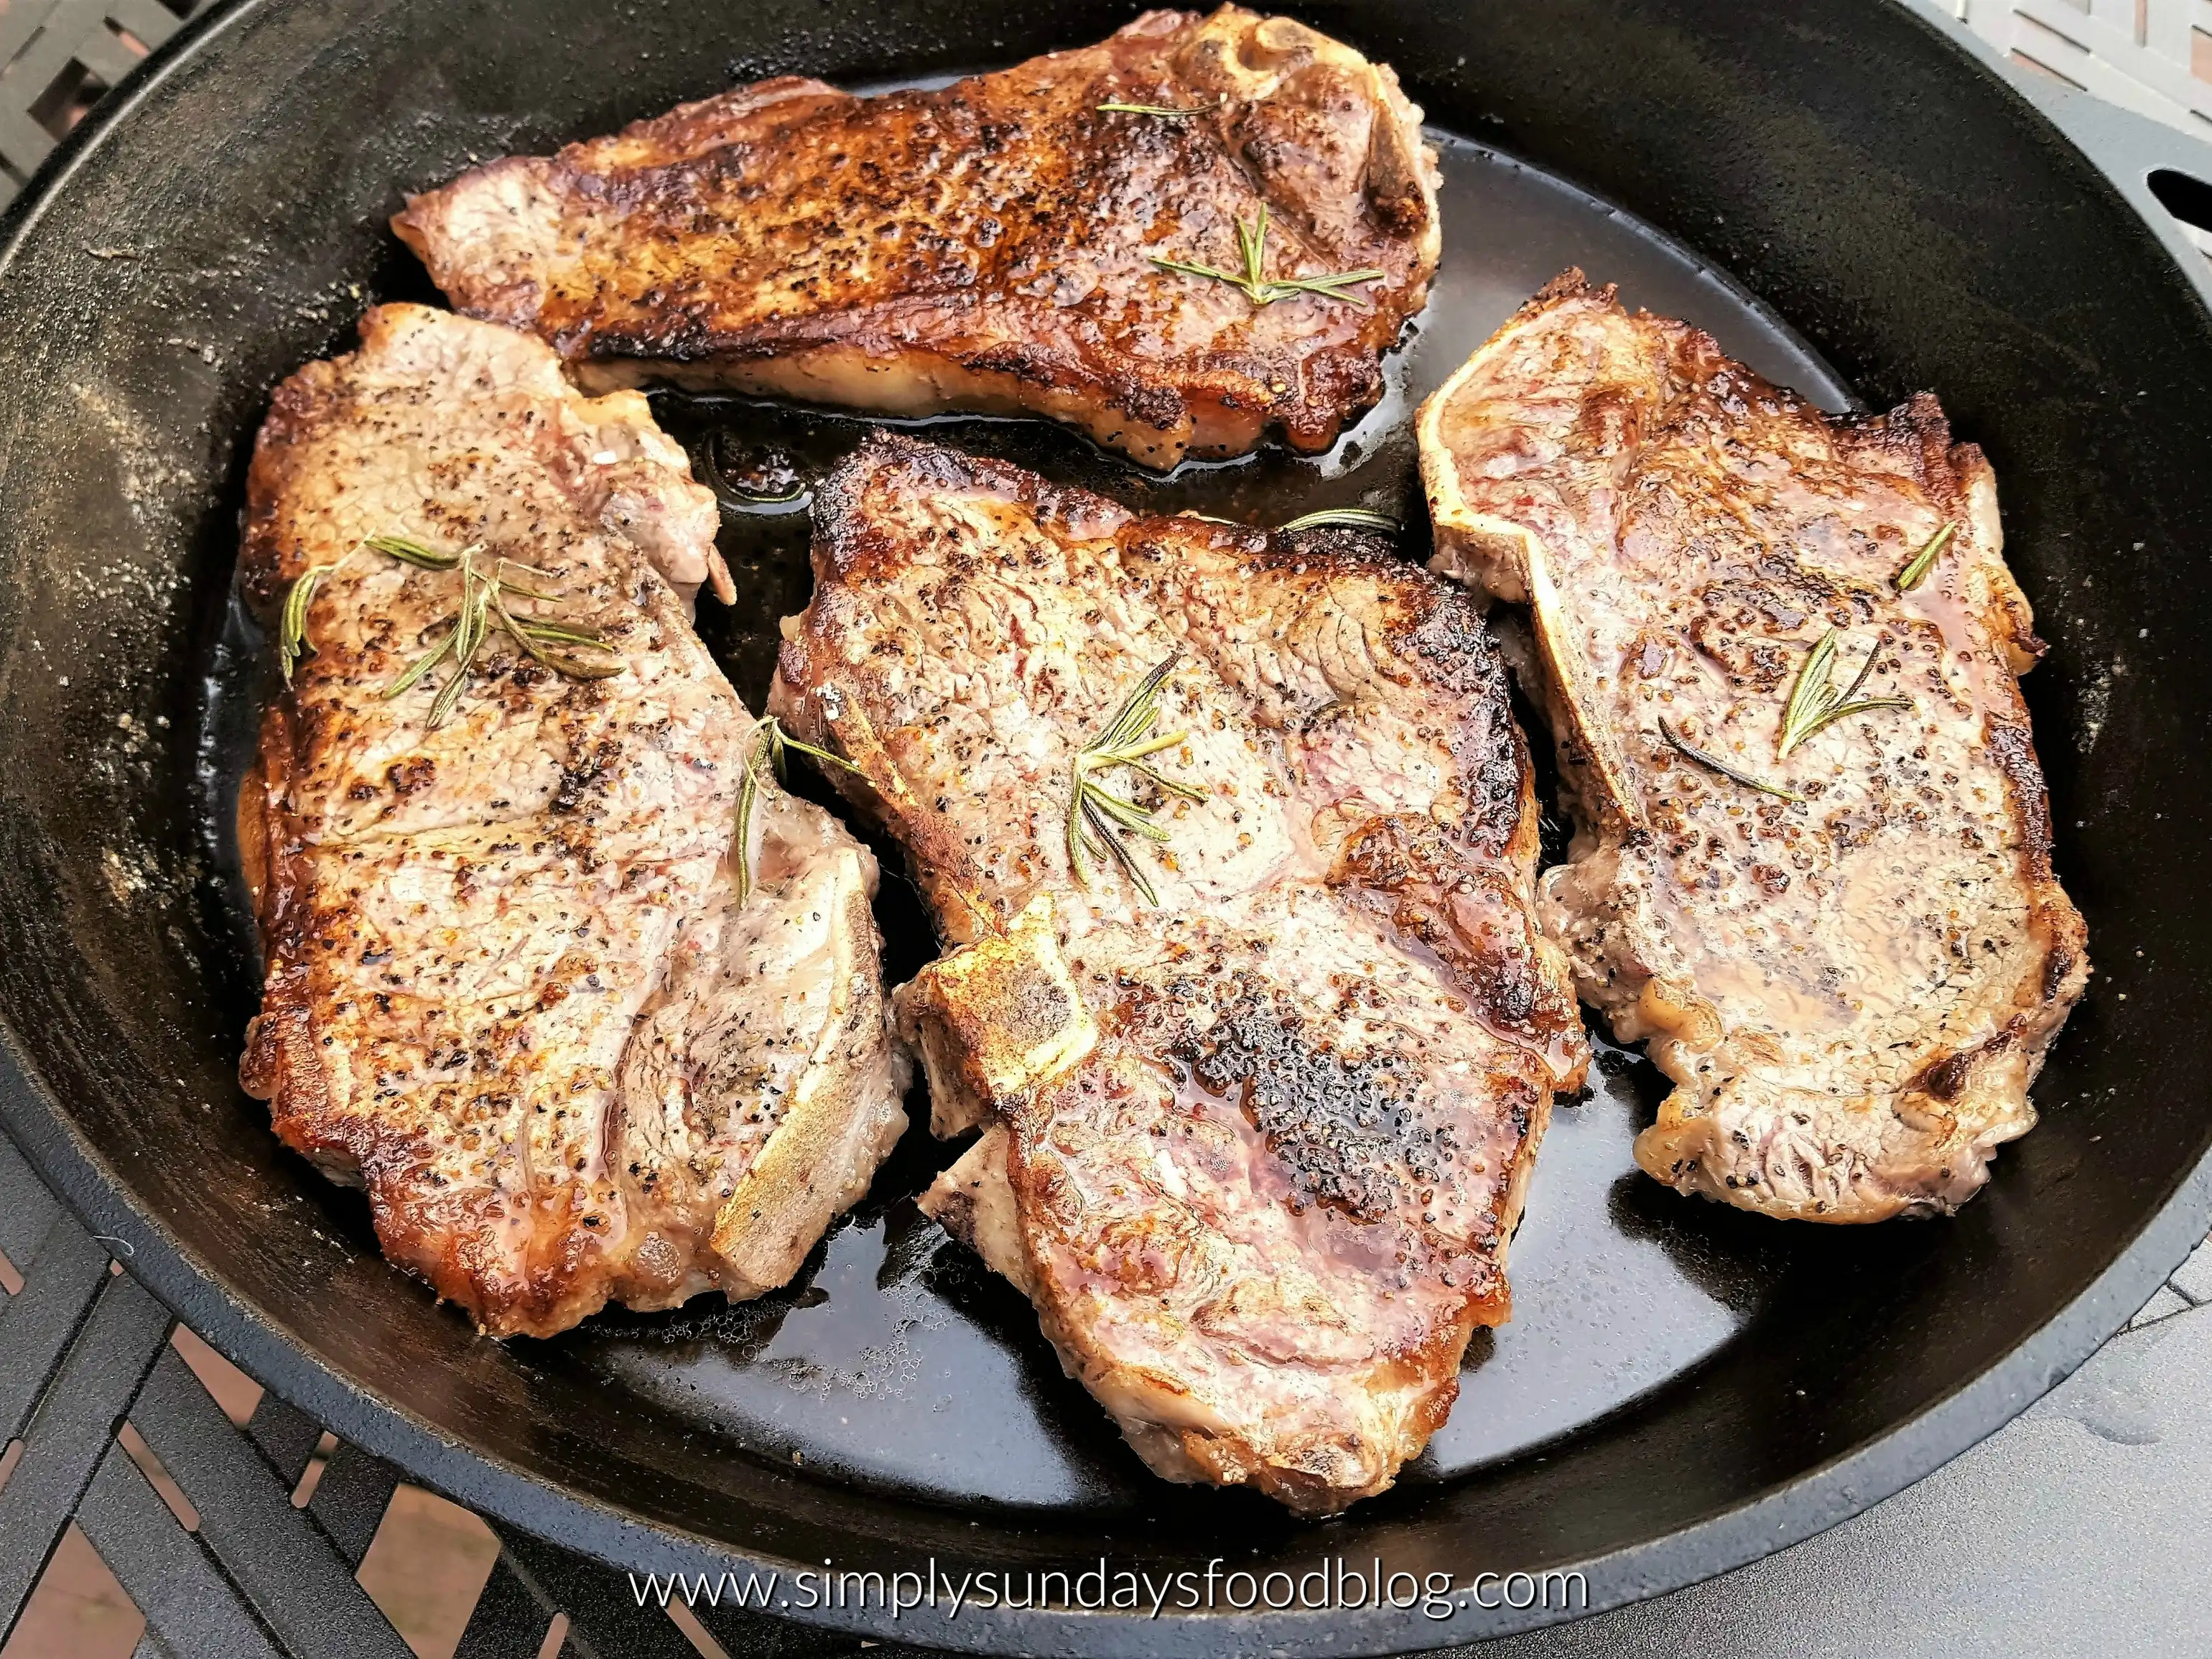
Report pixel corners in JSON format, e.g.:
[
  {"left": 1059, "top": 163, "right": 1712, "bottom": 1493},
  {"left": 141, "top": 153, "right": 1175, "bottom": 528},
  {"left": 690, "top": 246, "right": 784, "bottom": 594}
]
[
  {"left": 1176, "top": 507, "right": 1402, "bottom": 535},
  {"left": 383, "top": 544, "right": 623, "bottom": 730},
  {"left": 1149, "top": 203, "right": 1385, "bottom": 310},
  {"left": 280, "top": 532, "right": 613, "bottom": 707},
  {"left": 424, "top": 561, "right": 494, "bottom": 729},
  {"left": 1276, "top": 507, "right": 1403, "bottom": 534},
  {"left": 362, "top": 534, "right": 460, "bottom": 571},
  {"left": 734, "top": 716, "right": 861, "bottom": 904},
  {"left": 382, "top": 621, "right": 453, "bottom": 702},
  {"left": 1659, "top": 717, "right": 1804, "bottom": 803},
  {"left": 1895, "top": 520, "right": 1958, "bottom": 592},
  {"left": 1776, "top": 629, "right": 1909, "bottom": 758},
  {"left": 1097, "top": 98, "right": 1221, "bottom": 117},
  {"left": 278, "top": 564, "right": 333, "bottom": 686},
  {"left": 1066, "top": 654, "right": 1205, "bottom": 905},
  {"left": 279, "top": 535, "right": 451, "bottom": 685}
]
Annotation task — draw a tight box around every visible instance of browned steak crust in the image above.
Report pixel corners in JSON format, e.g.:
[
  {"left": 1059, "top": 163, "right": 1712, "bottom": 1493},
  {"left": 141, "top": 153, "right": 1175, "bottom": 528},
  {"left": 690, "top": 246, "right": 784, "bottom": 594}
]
[
  {"left": 772, "top": 434, "right": 1585, "bottom": 1510},
  {"left": 1418, "top": 272, "right": 2088, "bottom": 1222},
  {"left": 393, "top": 6, "right": 1439, "bottom": 468},
  {"left": 237, "top": 304, "right": 906, "bottom": 1337}
]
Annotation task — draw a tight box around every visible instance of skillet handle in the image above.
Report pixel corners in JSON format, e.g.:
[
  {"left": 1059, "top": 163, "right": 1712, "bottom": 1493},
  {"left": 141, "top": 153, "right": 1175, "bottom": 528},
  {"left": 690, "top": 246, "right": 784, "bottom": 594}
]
[
  {"left": 2028, "top": 84, "right": 2212, "bottom": 291},
  {"left": 1909, "top": 1, "right": 2212, "bottom": 308}
]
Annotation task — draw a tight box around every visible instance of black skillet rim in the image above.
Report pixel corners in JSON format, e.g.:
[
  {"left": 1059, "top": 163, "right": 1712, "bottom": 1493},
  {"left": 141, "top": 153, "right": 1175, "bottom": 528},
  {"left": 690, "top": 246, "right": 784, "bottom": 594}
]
[{"left": 4, "top": 1, "right": 2212, "bottom": 1652}]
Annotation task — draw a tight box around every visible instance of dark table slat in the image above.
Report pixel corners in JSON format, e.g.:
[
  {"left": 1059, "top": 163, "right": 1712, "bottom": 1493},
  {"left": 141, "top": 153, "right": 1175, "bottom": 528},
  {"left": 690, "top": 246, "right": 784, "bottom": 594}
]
[
  {"left": 129, "top": 1346, "right": 414, "bottom": 1659},
  {"left": 0, "top": 1133, "right": 62, "bottom": 1266},
  {"left": 244, "top": 1392, "right": 327, "bottom": 1491},
  {"left": 697, "top": 1594, "right": 880, "bottom": 1659},
  {"left": 496, "top": 1526, "right": 707, "bottom": 1659},
  {"left": 0, "top": 1217, "right": 111, "bottom": 1442},
  {"left": 0, "top": 1, "right": 65, "bottom": 85},
  {"left": 305, "top": 1440, "right": 402, "bottom": 1571},
  {"left": 76, "top": 1442, "right": 286, "bottom": 1659},
  {"left": 454, "top": 1553, "right": 560, "bottom": 1659},
  {"left": 0, "top": 1268, "right": 169, "bottom": 1639}
]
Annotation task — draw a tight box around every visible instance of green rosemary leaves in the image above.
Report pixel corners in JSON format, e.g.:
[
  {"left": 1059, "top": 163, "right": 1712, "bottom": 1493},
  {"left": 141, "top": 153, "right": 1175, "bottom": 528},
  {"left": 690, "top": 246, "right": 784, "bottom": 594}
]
[
  {"left": 362, "top": 534, "right": 461, "bottom": 571},
  {"left": 1656, "top": 626, "right": 1910, "bottom": 804},
  {"left": 735, "top": 717, "right": 860, "bottom": 905},
  {"left": 1149, "top": 204, "right": 1384, "bottom": 310},
  {"left": 1776, "top": 629, "right": 1909, "bottom": 758},
  {"left": 277, "top": 563, "right": 334, "bottom": 686},
  {"left": 1275, "top": 507, "right": 1403, "bottom": 534},
  {"left": 385, "top": 544, "right": 624, "bottom": 728},
  {"left": 278, "top": 533, "right": 623, "bottom": 725},
  {"left": 1177, "top": 506, "right": 1402, "bottom": 536},
  {"left": 1066, "top": 655, "right": 1205, "bottom": 905},
  {"left": 1659, "top": 718, "right": 1805, "bottom": 804},
  {"left": 1895, "top": 521, "right": 1958, "bottom": 592},
  {"left": 1095, "top": 99, "right": 1219, "bottom": 117}
]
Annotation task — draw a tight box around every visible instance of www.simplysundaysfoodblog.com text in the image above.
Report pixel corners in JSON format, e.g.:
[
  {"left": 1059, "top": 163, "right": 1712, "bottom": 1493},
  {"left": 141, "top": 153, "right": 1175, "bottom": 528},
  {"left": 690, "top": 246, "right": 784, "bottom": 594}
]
[{"left": 630, "top": 1557, "right": 1593, "bottom": 1621}]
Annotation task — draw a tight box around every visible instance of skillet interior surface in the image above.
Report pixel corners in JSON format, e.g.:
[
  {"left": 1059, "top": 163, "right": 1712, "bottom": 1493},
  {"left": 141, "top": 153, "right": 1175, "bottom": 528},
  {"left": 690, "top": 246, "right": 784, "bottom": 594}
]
[{"left": 3, "top": 0, "right": 2211, "bottom": 1650}]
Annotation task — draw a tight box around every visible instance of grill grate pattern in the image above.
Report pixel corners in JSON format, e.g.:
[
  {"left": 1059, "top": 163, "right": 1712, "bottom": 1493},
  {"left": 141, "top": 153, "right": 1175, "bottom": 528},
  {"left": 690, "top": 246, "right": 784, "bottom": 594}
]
[
  {"left": 0, "top": 1133, "right": 887, "bottom": 1659},
  {"left": 0, "top": 0, "right": 224, "bottom": 205}
]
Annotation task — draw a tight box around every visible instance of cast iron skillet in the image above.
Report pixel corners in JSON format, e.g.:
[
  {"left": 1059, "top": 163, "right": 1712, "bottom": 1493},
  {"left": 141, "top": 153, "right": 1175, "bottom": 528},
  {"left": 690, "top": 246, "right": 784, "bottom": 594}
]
[{"left": 4, "top": 0, "right": 2212, "bottom": 1652}]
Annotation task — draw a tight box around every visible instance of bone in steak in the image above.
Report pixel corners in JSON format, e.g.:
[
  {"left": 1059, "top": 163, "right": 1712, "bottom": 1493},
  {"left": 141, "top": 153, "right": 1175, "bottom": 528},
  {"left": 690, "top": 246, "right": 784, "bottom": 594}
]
[
  {"left": 1418, "top": 271, "right": 2088, "bottom": 1222},
  {"left": 392, "top": 6, "right": 1439, "bottom": 470},
  {"left": 771, "top": 433, "right": 1586, "bottom": 1511},
  {"left": 236, "top": 304, "right": 907, "bottom": 1337}
]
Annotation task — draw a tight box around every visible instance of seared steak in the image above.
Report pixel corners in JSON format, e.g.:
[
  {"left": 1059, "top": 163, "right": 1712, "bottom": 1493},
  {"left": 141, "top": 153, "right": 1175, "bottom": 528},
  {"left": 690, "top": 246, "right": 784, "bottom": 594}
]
[
  {"left": 1418, "top": 272, "right": 2088, "bottom": 1222},
  {"left": 392, "top": 6, "right": 1439, "bottom": 469},
  {"left": 236, "top": 304, "right": 906, "bottom": 1337},
  {"left": 772, "top": 434, "right": 1585, "bottom": 1512}
]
